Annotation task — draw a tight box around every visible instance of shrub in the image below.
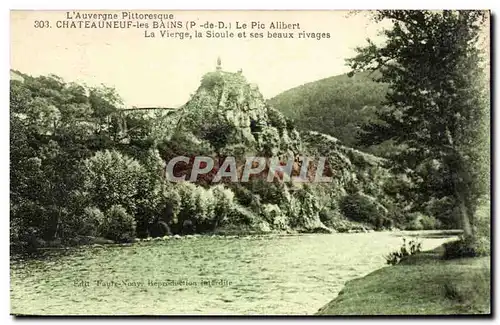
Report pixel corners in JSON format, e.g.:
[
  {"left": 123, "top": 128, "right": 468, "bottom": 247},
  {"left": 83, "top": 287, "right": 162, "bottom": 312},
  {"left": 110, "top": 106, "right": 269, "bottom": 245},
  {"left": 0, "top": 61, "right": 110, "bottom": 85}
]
[
  {"left": 405, "top": 213, "right": 424, "bottom": 230},
  {"left": 473, "top": 236, "right": 491, "bottom": 257},
  {"left": 232, "top": 185, "right": 262, "bottom": 215},
  {"left": 102, "top": 205, "right": 136, "bottom": 242},
  {"left": 173, "top": 182, "right": 199, "bottom": 222},
  {"left": 386, "top": 238, "right": 422, "bottom": 265},
  {"left": 12, "top": 203, "right": 66, "bottom": 241},
  {"left": 261, "top": 204, "right": 280, "bottom": 223},
  {"left": 443, "top": 235, "right": 490, "bottom": 259},
  {"left": 134, "top": 149, "right": 169, "bottom": 233},
  {"left": 244, "top": 179, "right": 288, "bottom": 206},
  {"left": 267, "top": 107, "right": 288, "bottom": 133},
  {"left": 212, "top": 185, "right": 235, "bottom": 227},
  {"left": 11, "top": 201, "right": 47, "bottom": 242},
  {"left": 261, "top": 204, "right": 288, "bottom": 230},
  {"left": 474, "top": 201, "right": 490, "bottom": 240},
  {"left": 259, "top": 126, "right": 281, "bottom": 156},
  {"left": 149, "top": 221, "right": 172, "bottom": 238},
  {"left": 82, "top": 150, "right": 146, "bottom": 216},
  {"left": 405, "top": 212, "right": 441, "bottom": 230},
  {"left": 232, "top": 185, "right": 255, "bottom": 206},
  {"left": 257, "top": 220, "right": 272, "bottom": 233},
  {"left": 319, "top": 208, "right": 342, "bottom": 228},
  {"left": 406, "top": 219, "right": 424, "bottom": 231},
  {"left": 166, "top": 183, "right": 237, "bottom": 233},
  {"left": 339, "top": 193, "right": 386, "bottom": 228},
  {"left": 228, "top": 205, "right": 257, "bottom": 225},
  {"left": 273, "top": 213, "right": 289, "bottom": 231},
  {"left": 163, "top": 184, "right": 183, "bottom": 225},
  {"left": 287, "top": 186, "right": 322, "bottom": 229},
  {"left": 420, "top": 214, "right": 441, "bottom": 230},
  {"left": 423, "top": 196, "right": 457, "bottom": 229},
  {"left": 68, "top": 206, "right": 105, "bottom": 237},
  {"left": 193, "top": 185, "right": 216, "bottom": 225}
]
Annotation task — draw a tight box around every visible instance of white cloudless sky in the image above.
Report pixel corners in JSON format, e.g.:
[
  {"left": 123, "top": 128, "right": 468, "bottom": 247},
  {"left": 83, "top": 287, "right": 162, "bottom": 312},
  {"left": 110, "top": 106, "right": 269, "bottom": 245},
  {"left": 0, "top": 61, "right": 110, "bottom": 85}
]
[{"left": 11, "top": 10, "right": 388, "bottom": 107}]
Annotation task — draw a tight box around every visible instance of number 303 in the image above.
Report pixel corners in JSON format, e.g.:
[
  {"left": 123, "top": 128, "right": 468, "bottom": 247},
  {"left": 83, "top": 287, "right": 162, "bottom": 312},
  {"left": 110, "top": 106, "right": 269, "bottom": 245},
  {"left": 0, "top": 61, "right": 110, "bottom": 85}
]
[{"left": 34, "top": 21, "right": 50, "bottom": 28}]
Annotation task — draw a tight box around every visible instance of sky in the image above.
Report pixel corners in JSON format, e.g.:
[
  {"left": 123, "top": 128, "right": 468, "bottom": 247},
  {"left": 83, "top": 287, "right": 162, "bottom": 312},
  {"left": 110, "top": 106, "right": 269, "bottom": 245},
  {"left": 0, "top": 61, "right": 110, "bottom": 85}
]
[{"left": 10, "top": 10, "right": 387, "bottom": 108}]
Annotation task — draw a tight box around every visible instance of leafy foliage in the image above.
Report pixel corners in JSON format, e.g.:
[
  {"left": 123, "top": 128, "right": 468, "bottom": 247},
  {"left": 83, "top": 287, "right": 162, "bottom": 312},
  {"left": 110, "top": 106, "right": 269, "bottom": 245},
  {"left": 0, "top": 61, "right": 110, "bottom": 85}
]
[
  {"left": 286, "top": 186, "right": 322, "bottom": 230},
  {"left": 339, "top": 193, "right": 389, "bottom": 229},
  {"left": 261, "top": 204, "right": 288, "bottom": 230},
  {"left": 82, "top": 150, "right": 146, "bottom": 216},
  {"left": 385, "top": 238, "right": 422, "bottom": 265},
  {"left": 443, "top": 235, "right": 490, "bottom": 259},
  {"left": 10, "top": 72, "right": 127, "bottom": 243},
  {"left": 102, "top": 205, "right": 136, "bottom": 243},
  {"left": 347, "top": 10, "right": 489, "bottom": 236},
  {"left": 67, "top": 207, "right": 105, "bottom": 237}
]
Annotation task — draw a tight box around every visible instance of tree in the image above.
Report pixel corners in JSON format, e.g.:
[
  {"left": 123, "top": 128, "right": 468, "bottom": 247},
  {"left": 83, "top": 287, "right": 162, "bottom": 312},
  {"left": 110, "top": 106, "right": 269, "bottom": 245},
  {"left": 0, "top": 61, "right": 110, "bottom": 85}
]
[
  {"left": 81, "top": 150, "right": 146, "bottom": 215},
  {"left": 10, "top": 73, "right": 131, "bottom": 242},
  {"left": 348, "top": 10, "right": 489, "bottom": 236}
]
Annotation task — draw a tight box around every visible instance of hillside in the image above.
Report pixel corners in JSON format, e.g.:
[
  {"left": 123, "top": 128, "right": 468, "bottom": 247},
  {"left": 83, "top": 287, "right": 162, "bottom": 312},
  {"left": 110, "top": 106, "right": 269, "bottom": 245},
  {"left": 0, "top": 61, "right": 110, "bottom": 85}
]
[
  {"left": 152, "top": 67, "right": 408, "bottom": 234},
  {"left": 268, "top": 71, "right": 388, "bottom": 148}
]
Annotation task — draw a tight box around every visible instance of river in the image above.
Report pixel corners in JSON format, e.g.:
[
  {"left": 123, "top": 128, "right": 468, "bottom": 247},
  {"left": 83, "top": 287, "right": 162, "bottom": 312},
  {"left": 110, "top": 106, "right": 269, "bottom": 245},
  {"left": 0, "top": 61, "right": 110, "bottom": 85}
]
[{"left": 10, "top": 231, "right": 457, "bottom": 315}]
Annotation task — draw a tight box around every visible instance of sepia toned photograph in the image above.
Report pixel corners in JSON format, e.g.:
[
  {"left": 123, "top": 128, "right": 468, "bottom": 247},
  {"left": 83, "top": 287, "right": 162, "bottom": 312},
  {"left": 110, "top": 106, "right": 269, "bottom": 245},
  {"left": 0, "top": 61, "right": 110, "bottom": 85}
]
[{"left": 9, "top": 9, "right": 491, "bottom": 316}]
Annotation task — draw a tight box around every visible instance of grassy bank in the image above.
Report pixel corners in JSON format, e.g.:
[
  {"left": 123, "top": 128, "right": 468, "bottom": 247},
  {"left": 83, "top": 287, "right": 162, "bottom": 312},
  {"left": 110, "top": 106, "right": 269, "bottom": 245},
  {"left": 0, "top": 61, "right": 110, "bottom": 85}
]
[{"left": 316, "top": 245, "right": 491, "bottom": 315}]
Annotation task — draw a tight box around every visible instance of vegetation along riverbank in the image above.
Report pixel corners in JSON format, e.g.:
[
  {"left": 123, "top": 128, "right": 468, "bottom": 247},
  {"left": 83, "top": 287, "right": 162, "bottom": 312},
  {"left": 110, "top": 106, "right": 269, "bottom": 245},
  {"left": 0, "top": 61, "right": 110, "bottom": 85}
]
[{"left": 316, "top": 240, "right": 491, "bottom": 315}]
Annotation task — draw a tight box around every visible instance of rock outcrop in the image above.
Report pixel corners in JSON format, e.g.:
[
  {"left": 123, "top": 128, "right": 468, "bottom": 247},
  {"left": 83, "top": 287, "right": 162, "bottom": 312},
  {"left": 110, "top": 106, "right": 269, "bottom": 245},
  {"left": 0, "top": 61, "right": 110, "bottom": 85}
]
[{"left": 157, "top": 64, "right": 397, "bottom": 233}]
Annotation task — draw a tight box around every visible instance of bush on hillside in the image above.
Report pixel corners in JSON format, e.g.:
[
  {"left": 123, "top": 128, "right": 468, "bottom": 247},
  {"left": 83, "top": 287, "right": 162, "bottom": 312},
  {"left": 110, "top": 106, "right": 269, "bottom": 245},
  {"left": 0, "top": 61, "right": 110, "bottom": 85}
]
[
  {"left": 339, "top": 193, "right": 386, "bottom": 229},
  {"left": 228, "top": 205, "right": 258, "bottom": 226},
  {"left": 423, "top": 196, "right": 458, "bottom": 229},
  {"left": 82, "top": 150, "right": 146, "bottom": 216},
  {"left": 286, "top": 186, "right": 322, "bottom": 229},
  {"left": 404, "top": 212, "right": 442, "bottom": 230},
  {"left": 212, "top": 185, "right": 236, "bottom": 228},
  {"left": 243, "top": 179, "right": 288, "bottom": 206},
  {"left": 259, "top": 127, "right": 281, "bottom": 156},
  {"left": 474, "top": 201, "right": 490, "bottom": 240},
  {"left": 69, "top": 206, "right": 105, "bottom": 237},
  {"left": 267, "top": 106, "right": 288, "bottom": 133},
  {"left": 232, "top": 184, "right": 255, "bottom": 206},
  {"left": 319, "top": 208, "right": 343, "bottom": 229},
  {"left": 443, "top": 235, "right": 490, "bottom": 259},
  {"left": 102, "top": 205, "right": 136, "bottom": 243},
  {"left": 385, "top": 238, "right": 422, "bottom": 265},
  {"left": 420, "top": 214, "right": 442, "bottom": 230},
  {"left": 261, "top": 204, "right": 288, "bottom": 230},
  {"left": 163, "top": 183, "right": 239, "bottom": 233}
]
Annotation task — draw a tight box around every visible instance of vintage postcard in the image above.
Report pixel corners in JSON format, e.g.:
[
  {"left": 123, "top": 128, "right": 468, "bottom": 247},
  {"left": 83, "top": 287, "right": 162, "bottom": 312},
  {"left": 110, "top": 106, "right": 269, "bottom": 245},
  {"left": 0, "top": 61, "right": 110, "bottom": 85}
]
[{"left": 10, "top": 10, "right": 491, "bottom": 316}]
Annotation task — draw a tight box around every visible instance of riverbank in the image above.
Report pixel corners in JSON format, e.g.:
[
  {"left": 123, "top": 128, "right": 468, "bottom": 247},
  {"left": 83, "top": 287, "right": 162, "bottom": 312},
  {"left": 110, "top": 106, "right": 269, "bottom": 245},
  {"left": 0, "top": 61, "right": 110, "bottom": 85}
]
[
  {"left": 10, "top": 220, "right": 383, "bottom": 253},
  {"left": 316, "top": 244, "right": 491, "bottom": 315},
  {"left": 13, "top": 227, "right": 460, "bottom": 255}
]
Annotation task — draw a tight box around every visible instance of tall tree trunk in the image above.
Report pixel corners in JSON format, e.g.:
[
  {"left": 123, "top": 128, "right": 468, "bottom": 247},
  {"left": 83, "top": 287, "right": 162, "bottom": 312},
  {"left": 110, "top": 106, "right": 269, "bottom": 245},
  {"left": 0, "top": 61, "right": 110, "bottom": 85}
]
[
  {"left": 451, "top": 166, "right": 474, "bottom": 237},
  {"left": 456, "top": 192, "right": 473, "bottom": 237},
  {"left": 446, "top": 143, "right": 475, "bottom": 237}
]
